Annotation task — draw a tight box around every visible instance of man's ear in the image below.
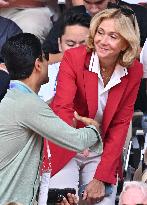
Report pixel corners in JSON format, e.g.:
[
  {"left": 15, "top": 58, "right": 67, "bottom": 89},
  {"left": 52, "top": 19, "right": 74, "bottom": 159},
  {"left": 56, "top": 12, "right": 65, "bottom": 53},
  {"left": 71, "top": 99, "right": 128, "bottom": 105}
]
[
  {"left": 58, "top": 37, "right": 62, "bottom": 53},
  {"left": 34, "top": 58, "right": 42, "bottom": 72}
]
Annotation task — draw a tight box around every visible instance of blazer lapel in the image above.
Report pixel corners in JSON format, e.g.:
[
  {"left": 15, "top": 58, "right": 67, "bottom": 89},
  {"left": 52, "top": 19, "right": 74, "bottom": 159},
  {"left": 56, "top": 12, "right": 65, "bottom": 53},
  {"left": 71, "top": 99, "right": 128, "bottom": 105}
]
[
  {"left": 83, "top": 70, "right": 98, "bottom": 118},
  {"left": 102, "top": 76, "right": 128, "bottom": 136}
]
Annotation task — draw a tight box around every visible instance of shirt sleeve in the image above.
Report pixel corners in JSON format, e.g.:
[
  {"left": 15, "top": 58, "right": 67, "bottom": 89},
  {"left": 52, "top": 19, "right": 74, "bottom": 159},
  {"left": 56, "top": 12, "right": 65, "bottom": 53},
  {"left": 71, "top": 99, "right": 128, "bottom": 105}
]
[{"left": 17, "top": 94, "right": 103, "bottom": 154}]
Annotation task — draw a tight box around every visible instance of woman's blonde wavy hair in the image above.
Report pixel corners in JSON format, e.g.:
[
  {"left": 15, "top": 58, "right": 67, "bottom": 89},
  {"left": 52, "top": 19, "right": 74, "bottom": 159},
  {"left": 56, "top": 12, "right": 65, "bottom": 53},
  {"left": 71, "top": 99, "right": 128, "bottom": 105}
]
[{"left": 87, "top": 8, "right": 140, "bottom": 67}]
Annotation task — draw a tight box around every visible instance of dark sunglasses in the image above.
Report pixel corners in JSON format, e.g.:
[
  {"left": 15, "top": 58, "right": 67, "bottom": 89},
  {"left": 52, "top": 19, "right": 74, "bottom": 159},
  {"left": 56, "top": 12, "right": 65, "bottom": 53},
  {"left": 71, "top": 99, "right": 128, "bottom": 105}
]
[{"left": 107, "top": 2, "right": 135, "bottom": 27}]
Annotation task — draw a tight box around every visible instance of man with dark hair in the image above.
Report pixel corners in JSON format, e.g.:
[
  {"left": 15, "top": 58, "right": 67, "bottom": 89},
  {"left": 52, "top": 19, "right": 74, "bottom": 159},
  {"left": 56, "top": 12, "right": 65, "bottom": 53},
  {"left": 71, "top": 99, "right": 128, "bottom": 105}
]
[
  {"left": 0, "top": 33, "right": 102, "bottom": 205},
  {"left": 42, "top": 6, "right": 89, "bottom": 56},
  {"left": 0, "top": 15, "right": 22, "bottom": 101},
  {"left": 39, "top": 12, "right": 91, "bottom": 101}
]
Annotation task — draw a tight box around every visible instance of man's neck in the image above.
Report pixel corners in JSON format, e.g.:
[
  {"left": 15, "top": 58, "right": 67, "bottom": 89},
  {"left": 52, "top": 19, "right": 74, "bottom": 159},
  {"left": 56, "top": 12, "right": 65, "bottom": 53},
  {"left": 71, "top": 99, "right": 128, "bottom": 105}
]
[{"left": 20, "top": 78, "right": 40, "bottom": 94}]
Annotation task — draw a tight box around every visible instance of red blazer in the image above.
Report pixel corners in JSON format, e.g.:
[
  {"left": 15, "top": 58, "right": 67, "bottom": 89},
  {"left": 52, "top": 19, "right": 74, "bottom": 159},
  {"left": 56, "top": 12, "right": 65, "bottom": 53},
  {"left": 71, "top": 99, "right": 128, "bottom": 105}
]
[{"left": 48, "top": 46, "right": 143, "bottom": 184}]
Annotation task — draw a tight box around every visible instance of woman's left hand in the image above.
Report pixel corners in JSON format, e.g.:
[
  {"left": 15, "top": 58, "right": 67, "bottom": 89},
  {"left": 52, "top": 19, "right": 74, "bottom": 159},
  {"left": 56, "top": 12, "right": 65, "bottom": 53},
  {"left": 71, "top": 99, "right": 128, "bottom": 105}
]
[{"left": 83, "top": 179, "right": 105, "bottom": 203}]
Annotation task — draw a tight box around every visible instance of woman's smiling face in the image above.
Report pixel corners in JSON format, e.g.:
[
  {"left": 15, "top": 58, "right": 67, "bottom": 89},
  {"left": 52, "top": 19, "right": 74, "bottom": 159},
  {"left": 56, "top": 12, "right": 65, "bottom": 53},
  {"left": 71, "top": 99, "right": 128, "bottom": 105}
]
[{"left": 94, "top": 18, "right": 128, "bottom": 62}]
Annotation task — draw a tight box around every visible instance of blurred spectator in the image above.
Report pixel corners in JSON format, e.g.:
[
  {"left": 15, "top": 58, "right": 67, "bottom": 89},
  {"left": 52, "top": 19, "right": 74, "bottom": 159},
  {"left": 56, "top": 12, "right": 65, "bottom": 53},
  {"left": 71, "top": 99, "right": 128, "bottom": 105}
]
[
  {"left": 139, "top": 2, "right": 147, "bottom": 8},
  {"left": 0, "top": 16, "right": 22, "bottom": 62},
  {"left": 119, "top": 181, "right": 147, "bottom": 205},
  {"left": 0, "top": 64, "right": 10, "bottom": 102},
  {"left": 71, "top": 0, "right": 84, "bottom": 6},
  {"left": 39, "top": 12, "right": 91, "bottom": 101},
  {"left": 142, "top": 148, "right": 147, "bottom": 183},
  {"left": 44, "top": 0, "right": 147, "bottom": 60},
  {"left": 0, "top": 0, "right": 59, "bottom": 43},
  {"left": 43, "top": 6, "right": 87, "bottom": 58},
  {"left": 135, "top": 38, "right": 147, "bottom": 112},
  {"left": 0, "top": 16, "right": 22, "bottom": 101},
  {"left": 141, "top": 38, "right": 147, "bottom": 82}
]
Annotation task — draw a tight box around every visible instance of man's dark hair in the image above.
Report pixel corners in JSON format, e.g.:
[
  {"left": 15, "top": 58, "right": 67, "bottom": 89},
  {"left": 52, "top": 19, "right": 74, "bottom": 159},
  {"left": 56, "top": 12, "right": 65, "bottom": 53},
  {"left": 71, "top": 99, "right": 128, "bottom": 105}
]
[
  {"left": 1, "top": 33, "right": 42, "bottom": 80},
  {"left": 59, "top": 12, "right": 91, "bottom": 38}
]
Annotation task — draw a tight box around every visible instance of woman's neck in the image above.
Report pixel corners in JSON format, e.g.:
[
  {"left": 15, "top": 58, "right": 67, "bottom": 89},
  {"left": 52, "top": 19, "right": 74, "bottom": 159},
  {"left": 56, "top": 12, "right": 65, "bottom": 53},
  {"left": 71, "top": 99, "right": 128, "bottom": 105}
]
[{"left": 99, "top": 61, "right": 116, "bottom": 87}]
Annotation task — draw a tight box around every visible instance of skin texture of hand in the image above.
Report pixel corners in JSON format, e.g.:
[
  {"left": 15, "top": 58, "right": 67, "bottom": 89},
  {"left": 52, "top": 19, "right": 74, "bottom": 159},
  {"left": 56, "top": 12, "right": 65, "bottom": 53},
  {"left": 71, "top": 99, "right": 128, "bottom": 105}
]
[
  {"left": 59, "top": 193, "right": 78, "bottom": 205},
  {"left": 73, "top": 111, "right": 100, "bottom": 157},
  {"left": 83, "top": 179, "right": 105, "bottom": 204},
  {"left": 0, "top": 0, "right": 9, "bottom": 7},
  {"left": 74, "top": 111, "right": 100, "bottom": 132}
]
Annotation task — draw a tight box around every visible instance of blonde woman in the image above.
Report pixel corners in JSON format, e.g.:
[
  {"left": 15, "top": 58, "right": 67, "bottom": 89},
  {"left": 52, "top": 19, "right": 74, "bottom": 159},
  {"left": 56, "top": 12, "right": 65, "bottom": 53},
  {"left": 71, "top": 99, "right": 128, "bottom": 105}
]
[{"left": 45, "top": 6, "right": 143, "bottom": 205}]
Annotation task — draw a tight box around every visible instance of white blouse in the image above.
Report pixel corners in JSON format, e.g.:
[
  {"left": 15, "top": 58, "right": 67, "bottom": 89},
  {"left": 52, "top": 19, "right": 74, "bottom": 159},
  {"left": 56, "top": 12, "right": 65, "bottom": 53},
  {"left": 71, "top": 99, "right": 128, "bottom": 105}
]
[{"left": 89, "top": 52, "right": 128, "bottom": 124}]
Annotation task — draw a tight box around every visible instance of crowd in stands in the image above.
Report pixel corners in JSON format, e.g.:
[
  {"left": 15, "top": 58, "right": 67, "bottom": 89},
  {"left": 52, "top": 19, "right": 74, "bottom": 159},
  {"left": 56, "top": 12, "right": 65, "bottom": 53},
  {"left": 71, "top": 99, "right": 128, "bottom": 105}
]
[{"left": 0, "top": 0, "right": 147, "bottom": 205}]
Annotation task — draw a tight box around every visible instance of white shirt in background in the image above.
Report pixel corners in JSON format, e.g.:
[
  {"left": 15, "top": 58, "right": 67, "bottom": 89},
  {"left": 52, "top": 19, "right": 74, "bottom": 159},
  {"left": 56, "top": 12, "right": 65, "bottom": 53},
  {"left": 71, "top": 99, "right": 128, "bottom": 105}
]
[
  {"left": 140, "top": 38, "right": 147, "bottom": 78},
  {"left": 38, "top": 62, "right": 60, "bottom": 101}
]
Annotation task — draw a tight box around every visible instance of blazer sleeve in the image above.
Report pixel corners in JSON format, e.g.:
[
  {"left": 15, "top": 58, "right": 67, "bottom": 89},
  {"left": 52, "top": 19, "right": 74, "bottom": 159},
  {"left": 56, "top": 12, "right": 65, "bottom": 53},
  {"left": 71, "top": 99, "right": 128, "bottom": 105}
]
[
  {"left": 50, "top": 50, "right": 78, "bottom": 126},
  {"left": 94, "top": 63, "right": 143, "bottom": 184}
]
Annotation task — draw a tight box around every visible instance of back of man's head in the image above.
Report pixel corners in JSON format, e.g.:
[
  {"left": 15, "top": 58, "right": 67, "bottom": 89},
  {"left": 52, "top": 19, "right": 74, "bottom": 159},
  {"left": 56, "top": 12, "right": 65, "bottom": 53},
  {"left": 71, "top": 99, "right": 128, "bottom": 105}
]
[
  {"left": 59, "top": 11, "right": 91, "bottom": 38},
  {"left": 1, "top": 33, "right": 42, "bottom": 80}
]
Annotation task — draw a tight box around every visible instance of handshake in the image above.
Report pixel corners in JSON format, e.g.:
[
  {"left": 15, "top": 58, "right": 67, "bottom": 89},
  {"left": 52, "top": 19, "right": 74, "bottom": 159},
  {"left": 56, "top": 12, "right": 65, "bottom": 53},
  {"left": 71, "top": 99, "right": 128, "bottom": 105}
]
[{"left": 73, "top": 111, "right": 100, "bottom": 132}]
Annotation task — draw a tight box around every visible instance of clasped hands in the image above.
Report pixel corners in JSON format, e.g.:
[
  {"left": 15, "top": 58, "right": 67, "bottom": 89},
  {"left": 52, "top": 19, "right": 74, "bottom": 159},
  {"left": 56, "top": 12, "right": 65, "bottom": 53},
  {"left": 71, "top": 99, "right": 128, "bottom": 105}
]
[
  {"left": 73, "top": 111, "right": 100, "bottom": 132},
  {"left": 73, "top": 112, "right": 105, "bottom": 203},
  {"left": 58, "top": 179, "right": 105, "bottom": 205}
]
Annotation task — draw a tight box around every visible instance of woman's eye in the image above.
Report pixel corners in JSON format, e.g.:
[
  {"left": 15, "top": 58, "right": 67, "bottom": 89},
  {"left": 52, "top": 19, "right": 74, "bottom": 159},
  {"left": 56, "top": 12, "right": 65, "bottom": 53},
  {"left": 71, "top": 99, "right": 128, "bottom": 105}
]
[
  {"left": 97, "top": 31, "right": 104, "bottom": 36},
  {"left": 111, "top": 35, "right": 117, "bottom": 39},
  {"left": 66, "top": 43, "right": 75, "bottom": 47}
]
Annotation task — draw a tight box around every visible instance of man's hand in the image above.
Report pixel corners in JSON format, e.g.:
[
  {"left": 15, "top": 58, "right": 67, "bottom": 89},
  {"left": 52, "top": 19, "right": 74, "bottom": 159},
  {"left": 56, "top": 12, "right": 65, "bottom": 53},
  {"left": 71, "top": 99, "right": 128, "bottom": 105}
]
[
  {"left": 0, "top": 0, "right": 9, "bottom": 7},
  {"left": 83, "top": 179, "right": 105, "bottom": 204},
  {"left": 74, "top": 111, "right": 100, "bottom": 132}
]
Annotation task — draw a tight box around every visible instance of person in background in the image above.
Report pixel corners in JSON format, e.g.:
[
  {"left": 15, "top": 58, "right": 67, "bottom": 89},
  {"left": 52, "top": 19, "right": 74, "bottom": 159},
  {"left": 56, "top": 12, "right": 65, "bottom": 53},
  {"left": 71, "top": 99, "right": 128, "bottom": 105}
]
[
  {"left": 136, "top": 38, "right": 147, "bottom": 112},
  {"left": 42, "top": 5, "right": 88, "bottom": 64},
  {"left": 46, "top": 6, "right": 142, "bottom": 205},
  {"left": 82, "top": 0, "right": 147, "bottom": 47},
  {"left": 71, "top": 0, "right": 84, "bottom": 6},
  {"left": 0, "top": 33, "right": 103, "bottom": 205},
  {"left": 0, "top": 64, "right": 10, "bottom": 101},
  {"left": 141, "top": 38, "right": 147, "bottom": 88},
  {"left": 119, "top": 181, "right": 147, "bottom": 205},
  {"left": 44, "top": 0, "right": 147, "bottom": 66},
  {"left": 0, "top": 0, "right": 59, "bottom": 44},
  {"left": 39, "top": 12, "right": 91, "bottom": 102},
  {"left": 0, "top": 15, "right": 22, "bottom": 101}
]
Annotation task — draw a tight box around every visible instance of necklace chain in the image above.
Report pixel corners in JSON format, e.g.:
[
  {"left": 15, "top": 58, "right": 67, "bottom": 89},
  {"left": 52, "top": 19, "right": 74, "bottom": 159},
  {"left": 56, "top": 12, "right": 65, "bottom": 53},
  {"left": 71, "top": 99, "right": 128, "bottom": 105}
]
[{"left": 100, "top": 67, "right": 114, "bottom": 86}]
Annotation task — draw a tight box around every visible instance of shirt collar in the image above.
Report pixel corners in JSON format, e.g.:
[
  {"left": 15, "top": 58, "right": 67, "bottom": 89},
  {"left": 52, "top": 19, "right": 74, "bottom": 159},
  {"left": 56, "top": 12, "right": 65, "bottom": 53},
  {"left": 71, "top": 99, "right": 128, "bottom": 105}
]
[{"left": 88, "top": 52, "right": 128, "bottom": 92}]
